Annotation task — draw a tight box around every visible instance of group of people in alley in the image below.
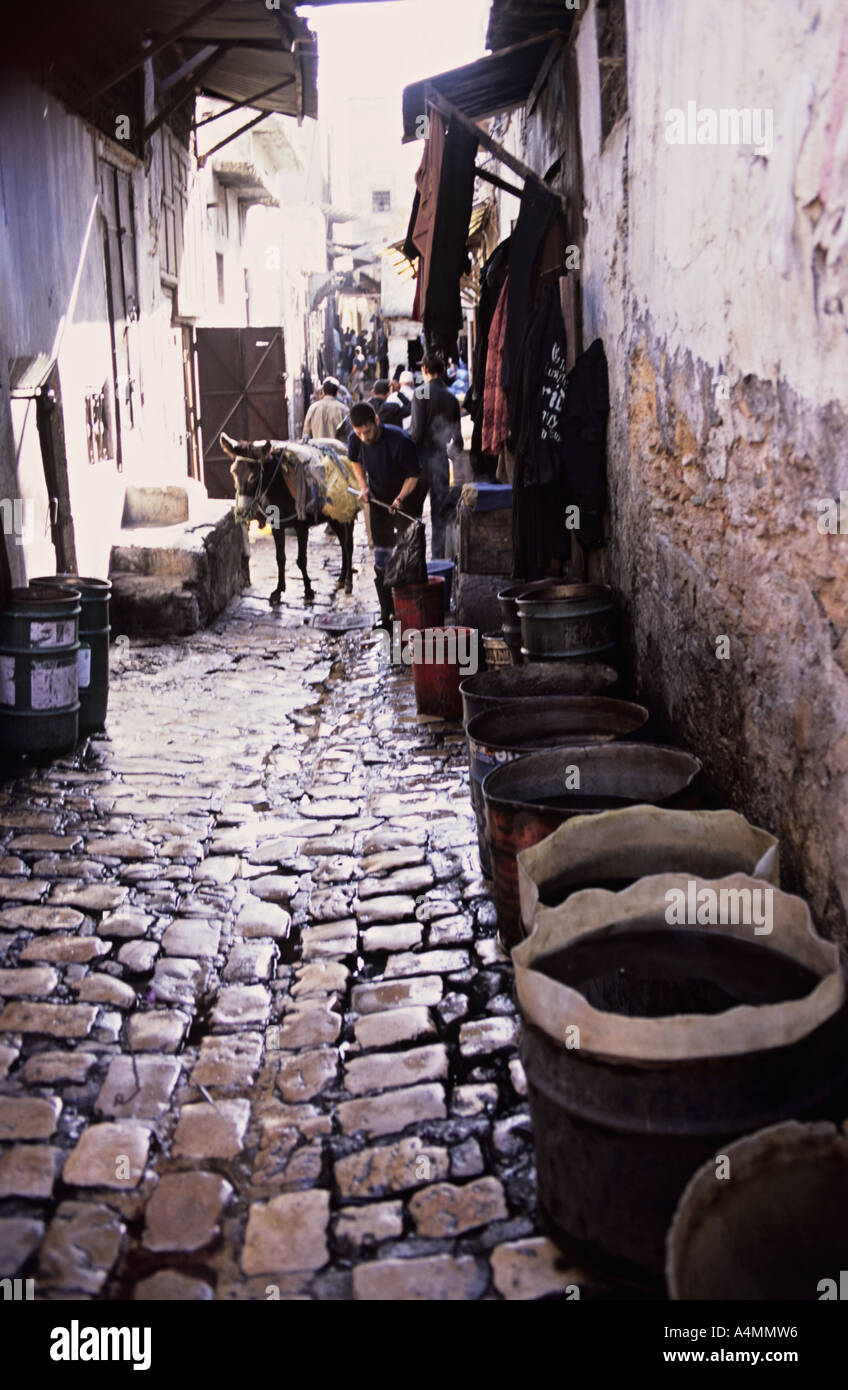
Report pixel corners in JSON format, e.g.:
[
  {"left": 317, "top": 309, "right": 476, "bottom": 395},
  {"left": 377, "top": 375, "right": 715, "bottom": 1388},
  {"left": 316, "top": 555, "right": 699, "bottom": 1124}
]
[{"left": 301, "top": 353, "right": 463, "bottom": 629}]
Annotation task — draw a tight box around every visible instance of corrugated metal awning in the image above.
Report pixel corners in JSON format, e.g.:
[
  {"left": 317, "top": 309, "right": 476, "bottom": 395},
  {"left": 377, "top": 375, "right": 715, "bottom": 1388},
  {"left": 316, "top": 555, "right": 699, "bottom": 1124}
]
[
  {"left": 486, "top": 1, "right": 577, "bottom": 53},
  {"left": 6, "top": 0, "right": 318, "bottom": 134},
  {"left": 401, "top": 31, "right": 562, "bottom": 142}
]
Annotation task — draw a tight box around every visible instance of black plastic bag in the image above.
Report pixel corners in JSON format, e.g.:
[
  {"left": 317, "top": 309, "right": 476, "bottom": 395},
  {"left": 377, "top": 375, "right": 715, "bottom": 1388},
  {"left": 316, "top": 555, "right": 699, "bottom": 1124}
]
[{"left": 384, "top": 519, "right": 427, "bottom": 588}]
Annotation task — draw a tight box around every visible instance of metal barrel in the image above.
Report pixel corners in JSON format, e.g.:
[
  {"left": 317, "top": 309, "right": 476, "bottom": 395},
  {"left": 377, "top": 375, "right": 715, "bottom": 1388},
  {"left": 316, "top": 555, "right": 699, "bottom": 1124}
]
[
  {"left": 667, "top": 1119, "right": 848, "bottom": 1299},
  {"left": 0, "top": 585, "right": 80, "bottom": 756},
  {"left": 497, "top": 580, "right": 560, "bottom": 662},
  {"left": 481, "top": 743, "right": 702, "bottom": 949},
  {"left": 391, "top": 577, "right": 445, "bottom": 632},
  {"left": 517, "top": 582, "right": 618, "bottom": 662},
  {"left": 410, "top": 626, "right": 475, "bottom": 720},
  {"left": 29, "top": 575, "right": 111, "bottom": 733},
  {"left": 459, "top": 661, "right": 618, "bottom": 728},
  {"left": 513, "top": 878, "right": 848, "bottom": 1288},
  {"left": 465, "top": 697, "right": 649, "bottom": 877}
]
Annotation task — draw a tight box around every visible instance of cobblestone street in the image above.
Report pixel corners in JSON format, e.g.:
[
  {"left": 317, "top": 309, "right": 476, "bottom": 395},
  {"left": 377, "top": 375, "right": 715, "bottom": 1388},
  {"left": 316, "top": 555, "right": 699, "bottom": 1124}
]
[{"left": 0, "top": 526, "right": 578, "bottom": 1302}]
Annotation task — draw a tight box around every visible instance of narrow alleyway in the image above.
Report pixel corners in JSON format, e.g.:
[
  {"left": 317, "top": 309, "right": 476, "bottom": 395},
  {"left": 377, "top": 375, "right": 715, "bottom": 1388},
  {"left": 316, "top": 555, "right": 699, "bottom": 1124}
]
[{"left": 0, "top": 526, "right": 580, "bottom": 1301}]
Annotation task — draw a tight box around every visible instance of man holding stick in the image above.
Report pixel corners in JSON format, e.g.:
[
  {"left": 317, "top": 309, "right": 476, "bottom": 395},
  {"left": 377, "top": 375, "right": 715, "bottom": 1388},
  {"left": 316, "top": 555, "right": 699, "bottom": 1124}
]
[{"left": 347, "top": 403, "right": 422, "bottom": 629}]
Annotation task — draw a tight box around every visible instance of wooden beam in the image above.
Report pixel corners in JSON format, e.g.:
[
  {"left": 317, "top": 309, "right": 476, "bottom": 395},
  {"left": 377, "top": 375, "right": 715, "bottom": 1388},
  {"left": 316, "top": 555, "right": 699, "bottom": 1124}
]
[
  {"left": 83, "top": 0, "right": 229, "bottom": 106},
  {"left": 157, "top": 44, "right": 219, "bottom": 95},
  {"left": 192, "top": 78, "right": 297, "bottom": 129},
  {"left": 425, "top": 86, "right": 567, "bottom": 212},
  {"left": 526, "top": 36, "right": 565, "bottom": 117},
  {"left": 475, "top": 164, "right": 523, "bottom": 200},
  {"left": 198, "top": 106, "right": 275, "bottom": 164},
  {"left": 143, "top": 46, "right": 226, "bottom": 144}
]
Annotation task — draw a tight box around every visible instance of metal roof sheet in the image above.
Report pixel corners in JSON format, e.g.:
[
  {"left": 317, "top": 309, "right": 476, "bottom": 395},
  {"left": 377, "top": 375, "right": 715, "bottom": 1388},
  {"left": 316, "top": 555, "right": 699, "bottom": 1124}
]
[{"left": 401, "top": 32, "right": 560, "bottom": 142}]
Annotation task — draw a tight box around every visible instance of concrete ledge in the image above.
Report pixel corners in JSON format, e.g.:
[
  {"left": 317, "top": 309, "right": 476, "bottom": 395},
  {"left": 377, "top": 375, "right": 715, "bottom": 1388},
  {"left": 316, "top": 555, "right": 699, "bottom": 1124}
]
[{"left": 109, "top": 504, "right": 248, "bottom": 637}]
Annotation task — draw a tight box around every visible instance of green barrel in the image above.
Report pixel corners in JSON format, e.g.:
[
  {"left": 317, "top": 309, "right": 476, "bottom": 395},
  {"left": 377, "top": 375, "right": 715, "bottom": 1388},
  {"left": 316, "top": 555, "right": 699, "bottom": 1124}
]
[
  {"left": 30, "top": 575, "right": 111, "bottom": 733},
  {"left": 0, "top": 586, "right": 80, "bottom": 755}
]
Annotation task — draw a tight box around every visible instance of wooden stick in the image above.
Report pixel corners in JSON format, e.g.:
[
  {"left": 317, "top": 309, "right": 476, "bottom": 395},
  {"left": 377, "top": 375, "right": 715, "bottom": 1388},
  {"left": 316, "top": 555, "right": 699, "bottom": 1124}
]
[{"left": 475, "top": 164, "right": 523, "bottom": 200}]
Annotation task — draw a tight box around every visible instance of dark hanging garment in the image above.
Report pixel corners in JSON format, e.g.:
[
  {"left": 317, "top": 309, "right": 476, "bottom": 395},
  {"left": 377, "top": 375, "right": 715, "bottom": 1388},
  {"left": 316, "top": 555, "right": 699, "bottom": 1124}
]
[
  {"left": 510, "top": 284, "right": 571, "bottom": 580},
  {"left": 512, "top": 470, "right": 570, "bottom": 582},
  {"left": 562, "top": 338, "right": 609, "bottom": 548},
  {"left": 405, "top": 114, "right": 447, "bottom": 316},
  {"left": 422, "top": 121, "right": 478, "bottom": 356},
  {"left": 466, "top": 237, "right": 511, "bottom": 426},
  {"left": 512, "top": 282, "right": 569, "bottom": 487},
  {"left": 501, "top": 187, "right": 563, "bottom": 412}
]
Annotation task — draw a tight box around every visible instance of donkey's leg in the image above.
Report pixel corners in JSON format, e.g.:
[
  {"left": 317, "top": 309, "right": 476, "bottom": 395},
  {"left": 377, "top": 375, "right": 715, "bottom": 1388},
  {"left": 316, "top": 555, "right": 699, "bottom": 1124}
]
[
  {"left": 269, "top": 523, "right": 286, "bottom": 605},
  {"left": 296, "top": 520, "right": 315, "bottom": 601},
  {"left": 328, "top": 519, "right": 347, "bottom": 590},
  {"left": 341, "top": 521, "right": 354, "bottom": 593}
]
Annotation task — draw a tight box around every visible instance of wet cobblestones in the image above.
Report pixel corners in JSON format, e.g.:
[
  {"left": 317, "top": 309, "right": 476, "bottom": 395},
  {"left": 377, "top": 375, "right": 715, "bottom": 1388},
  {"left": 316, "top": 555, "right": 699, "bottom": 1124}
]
[{"left": 0, "top": 528, "right": 586, "bottom": 1300}]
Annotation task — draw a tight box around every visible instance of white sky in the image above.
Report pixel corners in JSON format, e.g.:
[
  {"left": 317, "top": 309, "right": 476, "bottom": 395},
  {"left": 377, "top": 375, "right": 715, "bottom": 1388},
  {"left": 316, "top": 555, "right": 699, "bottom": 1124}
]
[{"left": 301, "top": 0, "right": 492, "bottom": 130}]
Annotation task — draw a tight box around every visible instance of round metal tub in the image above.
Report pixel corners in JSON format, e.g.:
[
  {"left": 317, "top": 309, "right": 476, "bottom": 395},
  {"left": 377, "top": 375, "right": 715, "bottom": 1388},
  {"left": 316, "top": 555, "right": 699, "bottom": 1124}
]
[
  {"left": 482, "top": 743, "right": 702, "bottom": 948},
  {"left": 517, "top": 583, "right": 617, "bottom": 662},
  {"left": 466, "top": 697, "right": 649, "bottom": 876},
  {"left": 459, "top": 661, "right": 618, "bottom": 728}
]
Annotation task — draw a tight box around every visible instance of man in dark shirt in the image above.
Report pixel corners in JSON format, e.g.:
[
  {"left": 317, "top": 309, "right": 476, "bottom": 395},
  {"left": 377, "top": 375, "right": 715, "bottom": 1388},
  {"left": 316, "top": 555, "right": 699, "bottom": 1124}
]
[
  {"left": 367, "top": 379, "right": 406, "bottom": 428},
  {"left": 347, "top": 403, "right": 421, "bottom": 628},
  {"left": 409, "top": 351, "right": 462, "bottom": 558}
]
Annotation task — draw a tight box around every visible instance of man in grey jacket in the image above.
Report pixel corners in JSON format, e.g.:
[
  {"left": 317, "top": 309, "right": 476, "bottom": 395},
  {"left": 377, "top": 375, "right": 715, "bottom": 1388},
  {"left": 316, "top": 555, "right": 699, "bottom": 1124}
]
[{"left": 409, "top": 351, "right": 462, "bottom": 558}]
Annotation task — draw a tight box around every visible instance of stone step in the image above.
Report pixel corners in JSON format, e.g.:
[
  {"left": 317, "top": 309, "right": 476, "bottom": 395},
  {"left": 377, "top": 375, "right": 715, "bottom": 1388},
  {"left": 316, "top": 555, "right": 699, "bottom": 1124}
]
[
  {"left": 108, "top": 506, "right": 248, "bottom": 636},
  {"left": 109, "top": 575, "right": 202, "bottom": 638}
]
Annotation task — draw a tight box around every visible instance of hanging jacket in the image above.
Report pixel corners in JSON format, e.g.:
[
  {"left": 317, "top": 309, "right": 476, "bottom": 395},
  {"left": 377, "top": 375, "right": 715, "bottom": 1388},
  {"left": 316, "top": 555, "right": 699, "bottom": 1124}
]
[
  {"left": 561, "top": 337, "right": 609, "bottom": 546},
  {"left": 512, "top": 281, "right": 569, "bottom": 489}
]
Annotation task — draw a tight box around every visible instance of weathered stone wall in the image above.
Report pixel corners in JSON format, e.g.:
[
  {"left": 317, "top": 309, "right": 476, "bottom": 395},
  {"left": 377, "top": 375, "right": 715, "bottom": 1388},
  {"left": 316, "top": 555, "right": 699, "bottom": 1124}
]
[{"left": 524, "top": 0, "right": 848, "bottom": 940}]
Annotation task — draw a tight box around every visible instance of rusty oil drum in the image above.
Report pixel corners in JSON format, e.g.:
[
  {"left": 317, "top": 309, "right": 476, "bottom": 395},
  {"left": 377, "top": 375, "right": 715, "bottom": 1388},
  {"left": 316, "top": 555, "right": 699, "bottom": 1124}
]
[
  {"left": 459, "top": 661, "right": 618, "bottom": 728},
  {"left": 0, "top": 586, "right": 80, "bottom": 756},
  {"left": 517, "top": 583, "right": 617, "bottom": 662},
  {"left": 466, "top": 697, "right": 649, "bottom": 877},
  {"left": 30, "top": 575, "right": 111, "bottom": 734},
  {"left": 482, "top": 743, "right": 702, "bottom": 948}
]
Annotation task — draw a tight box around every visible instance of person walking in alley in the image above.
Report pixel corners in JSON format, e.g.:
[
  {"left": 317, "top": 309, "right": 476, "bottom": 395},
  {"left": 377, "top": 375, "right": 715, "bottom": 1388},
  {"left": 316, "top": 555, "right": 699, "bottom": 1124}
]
[
  {"left": 368, "top": 379, "right": 406, "bottom": 427},
  {"left": 302, "top": 377, "right": 349, "bottom": 440},
  {"left": 409, "top": 351, "right": 462, "bottom": 558},
  {"left": 347, "top": 403, "right": 421, "bottom": 629},
  {"left": 386, "top": 368, "right": 414, "bottom": 426}
]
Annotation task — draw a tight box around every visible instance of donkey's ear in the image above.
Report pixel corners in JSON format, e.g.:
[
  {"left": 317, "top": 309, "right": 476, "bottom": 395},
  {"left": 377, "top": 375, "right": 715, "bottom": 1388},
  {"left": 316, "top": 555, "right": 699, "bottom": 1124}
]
[{"left": 259, "top": 441, "right": 272, "bottom": 459}]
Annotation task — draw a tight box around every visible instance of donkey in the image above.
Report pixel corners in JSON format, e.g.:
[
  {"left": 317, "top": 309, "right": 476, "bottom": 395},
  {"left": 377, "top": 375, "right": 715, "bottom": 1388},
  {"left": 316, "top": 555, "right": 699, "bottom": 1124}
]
[{"left": 221, "top": 432, "right": 356, "bottom": 604}]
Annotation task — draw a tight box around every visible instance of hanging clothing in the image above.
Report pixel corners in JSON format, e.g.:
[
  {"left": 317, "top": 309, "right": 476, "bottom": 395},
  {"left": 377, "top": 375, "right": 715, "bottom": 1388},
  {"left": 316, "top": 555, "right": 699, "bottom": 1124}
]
[
  {"left": 561, "top": 337, "right": 609, "bottom": 548},
  {"left": 512, "top": 470, "right": 570, "bottom": 582},
  {"left": 501, "top": 187, "right": 563, "bottom": 416},
  {"left": 482, "top": 276, "right": 511, "bottom": 455},
  {"left": 466, "top": 237, "right": 511, "bottom": 443},
  {"left": 511, "top": 281, "right": 569, "bottom": 488},
  {"left": 422, "top": 121, "right": 478, "bottom": 356},
  {"left": 404, "top": 114, "right": 447, "bottom": 318}
]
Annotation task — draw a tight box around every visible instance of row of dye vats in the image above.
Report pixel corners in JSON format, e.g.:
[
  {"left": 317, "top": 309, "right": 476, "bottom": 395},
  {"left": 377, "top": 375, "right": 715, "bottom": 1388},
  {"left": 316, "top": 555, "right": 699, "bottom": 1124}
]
[{"left": 453, "top": 582, "right": 848, "bottom": 1299}]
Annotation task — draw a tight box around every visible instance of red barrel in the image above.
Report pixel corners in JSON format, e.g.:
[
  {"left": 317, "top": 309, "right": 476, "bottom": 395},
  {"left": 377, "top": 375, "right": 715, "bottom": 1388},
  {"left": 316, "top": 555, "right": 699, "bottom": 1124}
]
[
  {"left": 411, "top": 627, "right": 475, "bottom": 719},
  {"left": 392, "top": 577, "right": 445, "bottom": 631}
]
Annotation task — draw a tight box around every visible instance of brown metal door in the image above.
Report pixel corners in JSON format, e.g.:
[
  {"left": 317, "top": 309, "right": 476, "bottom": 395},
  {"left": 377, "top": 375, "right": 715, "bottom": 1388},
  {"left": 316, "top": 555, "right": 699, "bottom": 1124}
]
[{"left": 196, "top": 327, "right": 288, "bottom": 498}]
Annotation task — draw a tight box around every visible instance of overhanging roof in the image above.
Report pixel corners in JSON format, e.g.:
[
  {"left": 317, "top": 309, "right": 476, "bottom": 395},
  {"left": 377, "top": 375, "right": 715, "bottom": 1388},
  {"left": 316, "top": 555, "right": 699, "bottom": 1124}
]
[
  {"left": 6, "top": 0, "right": 318, "bottom": 134},
  {"left": 402, "top": 31, "right": 562, "bottom": 142},
  {"left": 486, "top": 1, "right": 577, "bottom": 52}
]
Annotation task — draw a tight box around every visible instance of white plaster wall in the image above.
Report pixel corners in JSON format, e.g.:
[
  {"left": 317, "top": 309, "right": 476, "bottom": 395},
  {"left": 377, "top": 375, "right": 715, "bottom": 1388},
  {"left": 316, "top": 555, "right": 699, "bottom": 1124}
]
[
  {"left": 0, "top": 75, "right": 203, "bottom": 580},
  {"left": 627, "top": 0, "right": 848, "bottom": 417}
]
